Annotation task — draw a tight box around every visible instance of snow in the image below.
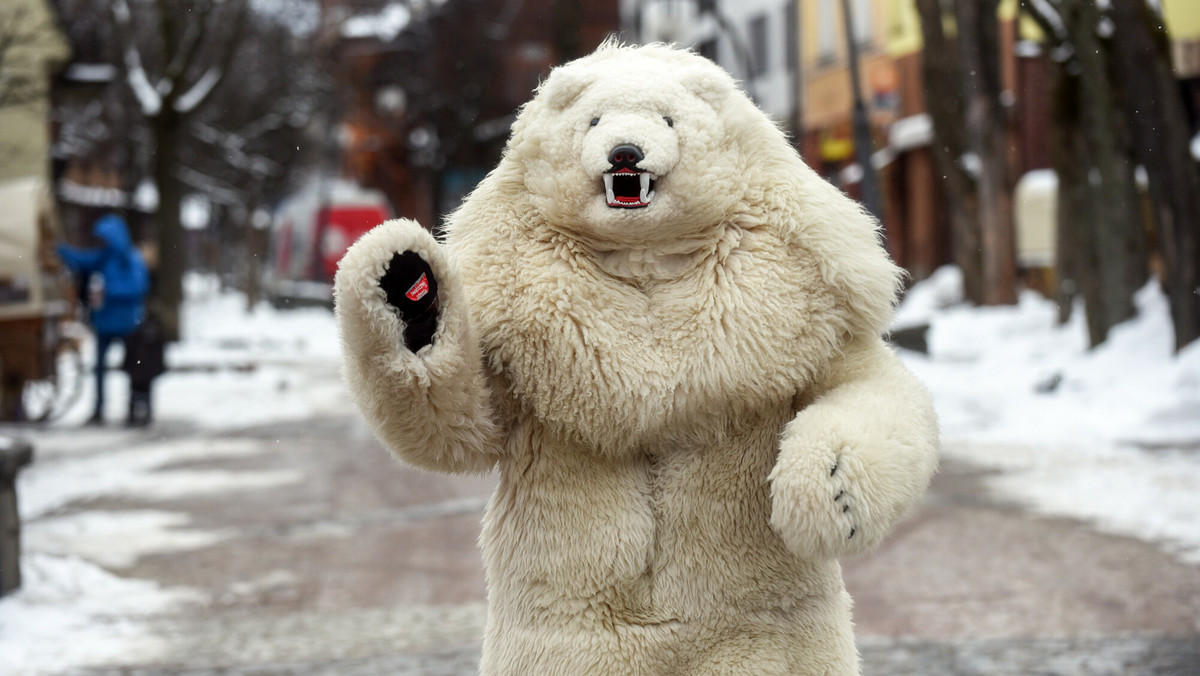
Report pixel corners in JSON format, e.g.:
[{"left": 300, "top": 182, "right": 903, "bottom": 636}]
[
  {"left": 62, "top": 63, "right": 118, "bottom": 84},
  {"left": 113, "top": 0, "right": 163, "bottom": 117},
  {"left": 1027, "top": 0, "right": 1067, "bottom": 40},
  {"left": 122, "top": 45, "right": 162, "bottom": 117},
  {"left": 2, "top": 266, "right": 1199, "bottom": 673},
  {"left": 57, "top": 180, "right": 126, "bottom": 208},
  {"left": 341, "top": 3, "right": 412, "bottom": 41},
  {"left": 0, "top": 554, "right": 201, "bottom": 673},
  {"left": 18, "top": 436, "right": 301, "bottom": 520},
  {"left": 897, "top": 267, "right": 1200, "bottom": 563},
  {"left": 0, "top": 273, "right": 349, "bottom": 674},
  {"left": 250, "top": 0, "right": 321, "bottom": 37},
  {"left": 172, "top": 67, "right": 222, "bottom": 115},
  {"left": 887, "top": 113, "right": 933, "bottom": 153},
  {"left": 133, "top": 178, "right": 159, "bottom": 213}
]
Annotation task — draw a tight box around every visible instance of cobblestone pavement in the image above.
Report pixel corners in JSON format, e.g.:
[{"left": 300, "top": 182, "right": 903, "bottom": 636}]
[
  {"left": 87, "top": 636, "right": 1200, "bottom": 676},
  {"left": 53, "top": 414, "right": 1200, "bottom": 675}
]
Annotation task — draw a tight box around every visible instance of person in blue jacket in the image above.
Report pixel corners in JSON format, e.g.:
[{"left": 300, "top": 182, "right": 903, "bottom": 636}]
[{"left": 57, "top": 213, "right": 151, "bottom": 425}]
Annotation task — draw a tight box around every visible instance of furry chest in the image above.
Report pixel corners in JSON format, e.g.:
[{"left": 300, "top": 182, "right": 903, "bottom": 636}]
[{"left": 481, "top": 405, "right": 796, "bottom": 622}]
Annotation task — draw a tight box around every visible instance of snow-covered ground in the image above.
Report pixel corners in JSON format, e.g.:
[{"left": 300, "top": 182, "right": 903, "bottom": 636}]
[
  {"left": 1, "top": 268, "right": 1198, "bottom": 674},
  {"left": 1, "top": 275, "right": 353, "bottom": 674},
  {"left": 896, "top": 267, "right": 1200, "bottom": 563}
]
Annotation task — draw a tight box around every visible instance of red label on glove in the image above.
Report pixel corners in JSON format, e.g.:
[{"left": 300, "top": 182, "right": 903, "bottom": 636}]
[{"left": 405, "top": 274, "right": 430, "bottom": 302}]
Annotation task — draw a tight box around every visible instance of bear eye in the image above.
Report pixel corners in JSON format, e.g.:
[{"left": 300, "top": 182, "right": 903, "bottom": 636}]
[
  {"left": 663, "top": 116, "right": 674, "bottom": 127},
  {"left": 590, "top": 117, "right": 600, "bottom": 127}
]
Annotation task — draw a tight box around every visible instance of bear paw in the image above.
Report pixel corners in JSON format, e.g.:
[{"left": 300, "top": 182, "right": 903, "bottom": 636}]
[
  {"left": 768, "top": 442, "right": 872, "bottom": 562},
  {"left": 380, "top": 251, "right": 440, "bottom": 351},
  {"left": 334, "top": 218, "right": 453, "bottom": 357}
]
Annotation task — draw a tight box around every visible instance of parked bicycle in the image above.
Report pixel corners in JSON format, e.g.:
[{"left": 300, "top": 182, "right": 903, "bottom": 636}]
[{"left": 0, "top": 177, "right": 84, "bottom": 423}]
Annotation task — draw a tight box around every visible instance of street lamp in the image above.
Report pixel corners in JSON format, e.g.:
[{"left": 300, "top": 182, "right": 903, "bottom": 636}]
[{"left": 840, "top": 0, "right": 882, "bottom": 221}]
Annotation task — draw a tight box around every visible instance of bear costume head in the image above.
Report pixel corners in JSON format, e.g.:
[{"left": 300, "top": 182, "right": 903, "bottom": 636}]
[
  {"left": 444, "top": 42, "right": 903, "bottom": 456},
  {"left": 336, "top": 41, "right": 938, "bottom": 675}
]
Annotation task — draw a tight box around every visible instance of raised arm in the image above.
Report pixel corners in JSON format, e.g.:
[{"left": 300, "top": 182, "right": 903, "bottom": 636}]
[
  {"left": 56, "top": 243, "right": 104, "bottom": 274},
  {"left": 769, "top": 335, "right": 939, "bottom": 561},
  {"left": 334, "top": 218, "right": 503, "bottom": 474}
]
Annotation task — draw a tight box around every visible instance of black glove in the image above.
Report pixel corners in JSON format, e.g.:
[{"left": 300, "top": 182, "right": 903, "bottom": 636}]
[{"left": 380, "top": 251, "right": 439, "bottom": 351}]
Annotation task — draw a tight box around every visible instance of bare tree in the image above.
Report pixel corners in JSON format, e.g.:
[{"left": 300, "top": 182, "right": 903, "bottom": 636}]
[
  {"left": 110, "top": 0, "right": 250, "bottom": 340},
  {"left": 51, "top": 0, "right": 327, "bottom": 328},
  {"left": 183, "top": 12, "right": 326, "bottom": 302},
  {"left": 1107, "top": 0, "right": 1200, "bottom": 351},
  {"left": 1023, "top": 0, "right": 1149, "bottom": 347},
  {"left": 954, "top": 0, "right": 1017, "bottom": 305},
  {"left": 914, "top": 0, "right": 977, "bottom": 300},
  {"left": 914, "top": 0, "right": 1018, "bottom": 306}
]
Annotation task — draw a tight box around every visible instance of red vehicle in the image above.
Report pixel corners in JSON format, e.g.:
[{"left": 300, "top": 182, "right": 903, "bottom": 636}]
[{"left": 265, "top": 178, "right": 392, "bottom": 308}]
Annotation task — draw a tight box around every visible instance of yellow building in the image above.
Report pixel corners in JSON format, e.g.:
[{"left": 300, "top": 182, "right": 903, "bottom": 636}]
[
  {"left": 0, "top": 0, "right": 70, "bottom": 184},
  {"left": 1164, "top": 0, "right": 1200, "bottom": 78},
  {"left": 815, "top": 0, "right": 1200, "bottom": 285},
  {"left": 796, "top": 0, "right": 949, "bottom": 280},
  {"left": 0, "top": 0, "right": 70, "bottom": 421},
  {"left": 1164, "top": 0, "right": 1200, "bottom": 40},
  {"left": 798, "top": 0, "right": 900, "bottom": 163}
]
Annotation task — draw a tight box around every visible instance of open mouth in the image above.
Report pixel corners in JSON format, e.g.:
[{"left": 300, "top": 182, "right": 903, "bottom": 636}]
[{"left": 603, "top": 169, "right": 657, "bottom": 208}]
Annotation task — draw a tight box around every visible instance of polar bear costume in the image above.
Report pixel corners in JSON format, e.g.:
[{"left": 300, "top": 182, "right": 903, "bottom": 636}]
[{"left": 335, "top": 42, "right": 939, "bottom": 675}]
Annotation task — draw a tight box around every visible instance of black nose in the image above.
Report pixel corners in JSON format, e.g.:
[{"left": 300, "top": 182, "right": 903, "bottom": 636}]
[{"left": 608, "top": 144, "right": 644, "bottom": 170}]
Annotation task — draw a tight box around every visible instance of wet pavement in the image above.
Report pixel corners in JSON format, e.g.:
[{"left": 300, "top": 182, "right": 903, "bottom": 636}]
[{"left": 27, "top": 413, "right": 1200, "bottom": 675}]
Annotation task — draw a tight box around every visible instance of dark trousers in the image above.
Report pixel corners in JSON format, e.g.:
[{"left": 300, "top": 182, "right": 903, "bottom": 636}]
[
  {"left": 93, "top": 333, "right": 122, "bottom": 420},
  {"left": 128, "top": 382, "right": 153, "bottom": 426}
]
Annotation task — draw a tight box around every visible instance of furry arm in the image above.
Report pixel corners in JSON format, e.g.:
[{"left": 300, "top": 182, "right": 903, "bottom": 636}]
[
  {"left": 769, "top": 335, "right": 939, "bottom": 561},
  {"left": 334, "top": 218, "right": 503, "bottom": 474}
]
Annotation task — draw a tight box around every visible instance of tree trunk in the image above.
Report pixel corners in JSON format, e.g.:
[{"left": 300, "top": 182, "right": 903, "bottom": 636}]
[
  {"left": 245, "top": 221, "right": 267, "bottom": 312},
  {"left": 1025, "top": 0, "right": 1150, "bottom": 347},
  {"left": 1052, "top": 65, "right": 1107, "bottom": 339},
  {"left": 152, "top": 110, "right": 186, "bottom": 343},
  {"left": 1109, "top": 0, "right": 1200, "bottom": 351},
  {"left": 954, "top": 0, "right": 1017, "bottom": 305},
  {"left": 914, "top": 0, "right": 983, "bottom": 302},
  {"left": 1067, "top": 0, "right": 1147, "bottom": 346}
]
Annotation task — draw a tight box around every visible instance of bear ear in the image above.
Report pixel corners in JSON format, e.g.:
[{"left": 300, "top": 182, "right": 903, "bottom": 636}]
[
  {"left": 677, "top": 64, "right": 733, "bottom": 111},
  {"left": 539, "top": 65, "right": 591, "bottom": 111}
]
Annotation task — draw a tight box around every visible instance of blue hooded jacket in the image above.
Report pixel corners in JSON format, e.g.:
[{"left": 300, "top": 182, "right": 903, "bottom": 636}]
[{"left": 57, "top": 214, "right": 150, "bottom": 337}]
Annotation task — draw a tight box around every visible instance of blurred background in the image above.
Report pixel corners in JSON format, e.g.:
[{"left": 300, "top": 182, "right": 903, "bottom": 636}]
[
  {"left": 2, "top": 0, "right": 1199, "bottom": 351},
  {"left": 1, "top": 1, "right": 1200, "bottom": 674}
]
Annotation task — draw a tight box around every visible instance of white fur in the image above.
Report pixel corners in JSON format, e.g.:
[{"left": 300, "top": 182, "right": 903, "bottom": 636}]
[
  {"left": 336, "top": 42, "right": 939, "bottom": 675},
  {"left": 334, "top": 219, "right": 501, "bottom": 474}
]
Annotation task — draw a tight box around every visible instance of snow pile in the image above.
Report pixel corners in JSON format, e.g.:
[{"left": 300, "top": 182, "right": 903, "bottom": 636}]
[
  {"left": 19, "top": 436, "right": 300, "bottom": 520},
  {"left": 897, "top": 267, "right": 1200, "bottom": 562},
  {"left": 0, "top": 554, "right": 201, "bottom": 673}
]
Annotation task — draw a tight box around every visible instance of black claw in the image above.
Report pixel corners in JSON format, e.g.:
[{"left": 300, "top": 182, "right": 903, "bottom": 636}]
[
  {"left": 842, "top": 503, "right": 850, "bottom": 513},
  {"left": 848, "top": 527, "right": 857, "bottom": 539},
  {"left": 834, "top": 490, "right": 845, "bottom": 501},
  {"left": 830, "top": 460, "right": 840, "bottom": 477}
]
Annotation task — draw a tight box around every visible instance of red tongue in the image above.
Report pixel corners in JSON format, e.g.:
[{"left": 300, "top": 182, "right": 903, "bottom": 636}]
[{"left": 605, "top": 170, "right": 649, "bottom": 207}]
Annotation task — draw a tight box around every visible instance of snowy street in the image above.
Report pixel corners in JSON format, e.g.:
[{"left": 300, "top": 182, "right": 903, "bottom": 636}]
[{"left": 2, "top": 272, "right": 1199, "bottom": 675}]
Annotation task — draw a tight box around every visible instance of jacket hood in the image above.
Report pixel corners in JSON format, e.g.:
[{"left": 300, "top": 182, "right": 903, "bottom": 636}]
[{"left": 94, "top": 214, "right": 134, "bottom": 253}]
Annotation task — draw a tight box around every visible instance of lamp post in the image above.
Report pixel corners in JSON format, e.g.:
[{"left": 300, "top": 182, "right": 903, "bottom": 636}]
[{"left": 840, "top": 0, "right": 882, "bottom": 221}]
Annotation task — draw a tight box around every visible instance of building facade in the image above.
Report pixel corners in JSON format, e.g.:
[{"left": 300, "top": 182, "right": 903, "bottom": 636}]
[
  {"left": 331, "top": 0, "right": 621, "bottom": 227},
  {"left": 620, "top": 0, "right": 799, "bottom": 131}
]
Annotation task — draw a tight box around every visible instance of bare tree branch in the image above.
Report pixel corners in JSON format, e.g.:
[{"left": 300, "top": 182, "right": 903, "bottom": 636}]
[{"left": 171, "top": 0, "right": 249, "bottom": 115}]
